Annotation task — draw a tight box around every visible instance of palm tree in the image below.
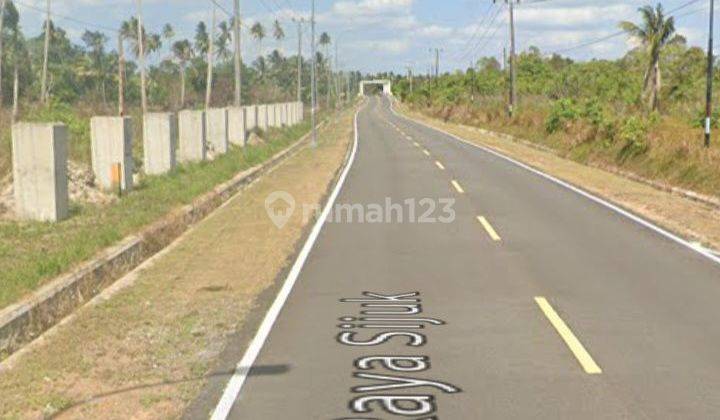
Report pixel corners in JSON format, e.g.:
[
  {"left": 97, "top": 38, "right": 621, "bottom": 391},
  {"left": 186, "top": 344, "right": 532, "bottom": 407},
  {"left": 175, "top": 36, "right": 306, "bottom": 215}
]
[
  {"left": 194, "top": 21, "right": 209, "bottom": 56},
  {"left": 319, "top": 32, "right": 331, "bottom": 108},
  {"left": 121, "top": 18, "right": 161, "bottom": 62},
  {"left": 172, "top": 39, "right": 193, "bottom": 107},
  {"left": 620, "top": 3, "right": 684, "bottom": 111},
  {"left": 250, "top": 21, "right": 266, "bottom": 62},
  {"left": 272, "top": 19, "right": 284, "bottom": 52},
  {"left": 216, "top": 20, "right": 232, "bottom": 62},
  {"left": 81, "top": 30, "right": 109, "bottom": 105},
  {"left": 3, "top": 2, "right": 24, "bottom": 120}
]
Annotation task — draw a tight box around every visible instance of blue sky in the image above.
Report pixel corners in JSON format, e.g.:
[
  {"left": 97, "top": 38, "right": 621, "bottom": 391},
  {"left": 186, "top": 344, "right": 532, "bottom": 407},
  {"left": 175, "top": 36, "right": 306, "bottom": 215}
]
[{"left": 13, "top": 0, "right": 715, "bottom": 74}]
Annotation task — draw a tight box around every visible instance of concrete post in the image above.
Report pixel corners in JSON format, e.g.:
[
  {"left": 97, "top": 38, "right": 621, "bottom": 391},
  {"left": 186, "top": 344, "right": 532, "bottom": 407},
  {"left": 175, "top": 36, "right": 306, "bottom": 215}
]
[
  {"left": 245, "top": 105, "right": 257, "bottom": 132},
  {"left": 228, "top": 107, "right": 247, "bottom": 146},
  {"left": 143, "top": 113, "right": 177, "bottom": 175},
  {"left": 91, "top": 116, "right": 133, "bottom": 191},
  {"left": 280, "top": 103, "right": 288, "bottom": 126},
  {"left": 257, "top": 104, "right": 268, "bottom": 131},
  {"left": 298, "top": 102, "right": 304, "bottom": 121},
  {"left": 267, "top": 104, "right": 277, "bottom": 128},
  {"left": 206, "top": 108, "right": 229, "bottom": 156},
  {"left": 12, "top": 123, "right": 69, "bottom": 222},
  {"left": 177, "top": 110, "right": 206, "bottom": 163}
]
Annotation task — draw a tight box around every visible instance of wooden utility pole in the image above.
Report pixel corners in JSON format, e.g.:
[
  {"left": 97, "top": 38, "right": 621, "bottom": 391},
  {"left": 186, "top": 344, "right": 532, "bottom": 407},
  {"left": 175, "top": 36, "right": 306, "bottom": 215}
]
[
  {"left": 41, "top": 0, "right": 51, "bottom": 104},
  {"left": 206, "top": 6, "right": 216, "bottom": 109},
  {"left": 293, "top": 17, "right": 304, "bottom": 103},
  {"left": 407, "top": 64, "right": 413, "bottom": 94},
  {"left": 495, "top": 0, "right": 518, "bottom": 117},
  {"left": 118, "top": 33, "right": 126, "bottom": 116},
  {"left": 0, "top": 0, "right": 6, "bottom": 107},
  {"left": 137, "top": 0, "right": 147, "bottom": 114},
  {"left": 233, "top": 0, "right": 242, "bottom": 107},
  {"left": 705, "top": 0, "right": 715, "bottom": 148}
]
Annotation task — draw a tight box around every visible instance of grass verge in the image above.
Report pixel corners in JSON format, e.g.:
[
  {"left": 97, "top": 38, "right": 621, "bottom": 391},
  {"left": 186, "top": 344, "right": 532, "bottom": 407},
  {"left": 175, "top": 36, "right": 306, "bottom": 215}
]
[
  {"left": 0, "top": 104, "right": 355, "bottom": 419},
  {"left": 0, "top": 118, "right": 313, "bottom": 309}
]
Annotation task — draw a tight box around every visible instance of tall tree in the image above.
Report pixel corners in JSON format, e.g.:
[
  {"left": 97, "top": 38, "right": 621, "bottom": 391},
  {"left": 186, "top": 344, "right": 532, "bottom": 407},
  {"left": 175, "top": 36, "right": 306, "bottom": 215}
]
[
  {"left": 172, "top": 39, "right": 193, "bottom": 107},
  {"left": 0, "top": 0, "right": 7, "bottom": 106},
  {"left": 272, "top": 19, "right": 284, "bottom": 51},
  {"left": 81, "top": 30, "right": 108, "bottom": 105},
  {"left": 3, "top": 0, "right": 23, "bottom": 119},
  {"left": 194, "top": 21, "right": 209, "bottom": 56},
  {"left": 216, "top": 20, "right": 232, "bottom": 61},
  {"left": 40, "top": 0, "right": 50, "bottom": 104},
  {"left": 120, "top": 16, "right": 160, "bottom": 107},
  {"left": 319, "top": 32, "right": 331, "bottom": 108},
  {"left": 620, "top": 3, "right": 684, "bottom": 111},
  {"left": 250, "top": 21, "right": 265, "bottom": 64}
]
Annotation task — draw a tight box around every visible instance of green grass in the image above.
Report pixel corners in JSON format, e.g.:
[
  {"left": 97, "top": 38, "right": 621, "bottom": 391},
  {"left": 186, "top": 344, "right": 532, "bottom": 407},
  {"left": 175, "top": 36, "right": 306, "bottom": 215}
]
[{"left": 0, "top": 120, "right": 313, "bottom": 309}]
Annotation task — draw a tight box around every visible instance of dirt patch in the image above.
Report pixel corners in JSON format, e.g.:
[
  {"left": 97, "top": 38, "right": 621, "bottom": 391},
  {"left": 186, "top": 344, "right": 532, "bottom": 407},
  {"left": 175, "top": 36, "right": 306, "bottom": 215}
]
[
  {"left": 398, "top": 104, "right": 720, "bottom": 253},
  {"left": 0, "top": 162, "right": 114, "bottom": 220},
  {"left": 0, "top": 107, "right": 355, "bottom": 419}
]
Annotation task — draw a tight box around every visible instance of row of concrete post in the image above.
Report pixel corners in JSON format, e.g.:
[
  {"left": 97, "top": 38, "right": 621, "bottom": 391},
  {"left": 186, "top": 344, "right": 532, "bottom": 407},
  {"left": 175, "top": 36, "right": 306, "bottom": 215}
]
[{"left": 11, "top": 102, "right": 305, "bottom": 222}]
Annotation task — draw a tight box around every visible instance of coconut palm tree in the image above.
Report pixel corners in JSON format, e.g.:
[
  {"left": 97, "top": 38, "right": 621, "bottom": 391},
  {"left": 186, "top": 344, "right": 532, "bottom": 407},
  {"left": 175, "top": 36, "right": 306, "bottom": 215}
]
[
  {"left": 272, "top": 19, "right": 284, "bottom": 52},
  {"left": 619, "top": 3, "right": 684, "bottom": 111},
  {"left": 194, "top": 21, "right": 209, "bottom": 56},
  {"left": 172, "top": 39, "right": 193, "bottom": 107},
  {"left": 216, "top": 20, "right": 232, "bottom": 62},
  {"left": 81, "top": 30, "right": 109, "bottom": 105},
  {"left": 250, "top": 21, "right": 265, "bottom": 61}
]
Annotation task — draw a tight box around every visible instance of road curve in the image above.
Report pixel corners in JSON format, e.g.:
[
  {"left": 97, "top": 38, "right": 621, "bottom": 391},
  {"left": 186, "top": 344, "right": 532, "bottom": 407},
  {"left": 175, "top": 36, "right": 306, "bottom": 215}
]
[{"left": 200, "top": 96, "right": 720, "bottom": 419}]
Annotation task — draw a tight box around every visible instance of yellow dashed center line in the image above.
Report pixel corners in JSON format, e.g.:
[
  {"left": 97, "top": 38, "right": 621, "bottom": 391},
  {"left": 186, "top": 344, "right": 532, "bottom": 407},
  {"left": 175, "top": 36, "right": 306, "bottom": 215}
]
[
  {"left": 413, "top": 141, "right": 420, "bottom": 148},
  {"left": 423, "top": 149, "right": 431, "bottom": 157},
  {"left": 451, "top": 180, "right": 464, "bottom": 194},
  {"left": 476, "top": 216, "right": 501, "bottom": 241},
  {"left": 435, "top": 161, "right": 445, "bottom": 170},
  {"left": 534, "top": 297, "right": 603, "bottom": 375}
]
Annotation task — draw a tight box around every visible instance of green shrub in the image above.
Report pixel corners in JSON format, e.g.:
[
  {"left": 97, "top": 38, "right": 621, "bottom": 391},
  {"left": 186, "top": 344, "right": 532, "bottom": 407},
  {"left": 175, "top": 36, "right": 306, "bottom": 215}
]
[
  {"left": 617, "top": 116, "right": 649, "bottom": 159},
  {"left": 545, "top": 99, "right": 580, "bottom": 133}
]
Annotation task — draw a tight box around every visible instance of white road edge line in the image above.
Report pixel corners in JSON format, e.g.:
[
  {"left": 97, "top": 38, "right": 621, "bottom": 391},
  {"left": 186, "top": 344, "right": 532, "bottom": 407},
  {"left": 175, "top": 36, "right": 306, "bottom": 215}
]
[
  {"left": 388, "top": 100, "right": 720, "bottom": 266},
  {"left": 210, "top": 106, "right": 362, "bottom": 419}
]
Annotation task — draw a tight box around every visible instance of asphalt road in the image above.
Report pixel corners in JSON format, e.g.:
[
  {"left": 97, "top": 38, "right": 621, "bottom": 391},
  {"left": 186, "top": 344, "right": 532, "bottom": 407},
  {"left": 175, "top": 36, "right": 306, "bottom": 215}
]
[{"left": 201, "top": 96, "right": 720, "bottom": 419}]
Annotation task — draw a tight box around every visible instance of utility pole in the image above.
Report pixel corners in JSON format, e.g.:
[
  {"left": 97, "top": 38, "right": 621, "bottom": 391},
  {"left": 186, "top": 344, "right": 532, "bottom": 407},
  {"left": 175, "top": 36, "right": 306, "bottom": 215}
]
[
  {"left": 137, "top": 0, "right": 147, "bottom": 114},
  {"left": 41, "top": 0, "right": 51, "bottom": 104},
  {"left": 311, "top": 0, "right": 317, "bottom": 147},
  {"left": 118, "top": 33, "right": 126, "bottom": 116},
  {"left": 335, "top": 41, "right": 341, "bottom": 106},
  {"left": 495, "top": 0, "right": 517, "bottom": 117},
  {"left": 407, "top": 64, "right": 413, "bottom": 94},
  {"left": 293, "top": 17, "right": 304, "bottom": 103},
  {"left": 233, "top": 0, "right": 242, "bottom": 107},
  {"left": 705, "top": 0, "right": 715, "bottom": 148},
  {"left": 428, "top": 48, "right": 442, "bottom": 78}
]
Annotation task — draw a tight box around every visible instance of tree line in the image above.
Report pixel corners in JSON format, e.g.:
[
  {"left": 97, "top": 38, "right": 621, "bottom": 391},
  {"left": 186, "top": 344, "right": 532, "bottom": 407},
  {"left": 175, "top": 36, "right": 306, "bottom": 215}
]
[{"left": 0, "top": 0, "right": 358, "bottom": 120}]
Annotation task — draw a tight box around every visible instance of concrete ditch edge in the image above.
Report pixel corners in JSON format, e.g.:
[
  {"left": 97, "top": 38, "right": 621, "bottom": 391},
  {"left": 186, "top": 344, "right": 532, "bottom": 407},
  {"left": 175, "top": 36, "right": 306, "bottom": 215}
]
[{"left": 0, "top": 123, "right": 323, "bottom": 361}]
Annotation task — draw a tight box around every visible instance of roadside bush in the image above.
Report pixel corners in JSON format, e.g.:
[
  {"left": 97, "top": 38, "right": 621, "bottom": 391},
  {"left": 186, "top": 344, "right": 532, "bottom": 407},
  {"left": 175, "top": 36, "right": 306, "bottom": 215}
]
[
  {"left": 617, "top": 116, "right": 650, "bottom": 160},
  {"left": 545, "top": 99, "right": 580, "bottom": 133}
]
